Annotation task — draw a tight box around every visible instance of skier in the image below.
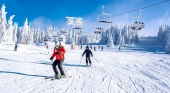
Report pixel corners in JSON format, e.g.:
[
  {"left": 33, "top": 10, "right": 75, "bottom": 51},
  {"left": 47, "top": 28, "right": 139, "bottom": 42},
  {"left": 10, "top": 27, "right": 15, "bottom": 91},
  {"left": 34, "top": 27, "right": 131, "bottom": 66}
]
[
  {"left": 45, "top": 42, "right": 48, "bottom": 49},
  {"left": 50, "top": 42, "right": 66, "bottom": 79},
  {"left": 14, "top": 42, "right": 18, "bottom": 51},
  {"left": 119, "top": 46, "right": 121, "bottom": 51},
  {"left": 80, "top": 44, "right": 82, "bottom": 49},
  {"left": 94, "top": 46, "right": 96, "bottom": 51},
  {"left": 101, "top": 46, "right": 103, "bottom": 51},
  {"left": 82, "top": 46, "right": 93, "bottom": 66},
  {"left": 90, "top": 45, "right": 92, "bottom": 49}
]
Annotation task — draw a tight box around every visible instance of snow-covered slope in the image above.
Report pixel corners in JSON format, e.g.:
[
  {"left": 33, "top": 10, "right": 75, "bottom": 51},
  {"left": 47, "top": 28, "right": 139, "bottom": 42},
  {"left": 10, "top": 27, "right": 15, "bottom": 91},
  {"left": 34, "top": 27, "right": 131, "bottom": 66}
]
[{"left": 0, "top": 37, "right": 170, "bottom": 93}]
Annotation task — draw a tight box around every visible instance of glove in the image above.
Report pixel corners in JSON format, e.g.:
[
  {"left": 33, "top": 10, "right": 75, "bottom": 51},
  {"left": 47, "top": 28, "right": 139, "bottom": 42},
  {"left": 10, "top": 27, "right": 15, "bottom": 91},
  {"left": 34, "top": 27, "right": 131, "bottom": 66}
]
[
  {"left": 56, "top": 51, "right": 60, "bottom": 54},
  {"left": 50, "top": 57, "right": 53, "bottom": 61}
]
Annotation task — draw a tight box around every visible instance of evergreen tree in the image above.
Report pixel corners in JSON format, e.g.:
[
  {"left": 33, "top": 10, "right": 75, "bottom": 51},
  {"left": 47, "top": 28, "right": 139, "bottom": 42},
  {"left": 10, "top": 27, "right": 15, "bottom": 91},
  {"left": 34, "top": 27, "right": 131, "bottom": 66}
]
[{"left": 0, "top": 4, "right": 7, "bottom": 43}]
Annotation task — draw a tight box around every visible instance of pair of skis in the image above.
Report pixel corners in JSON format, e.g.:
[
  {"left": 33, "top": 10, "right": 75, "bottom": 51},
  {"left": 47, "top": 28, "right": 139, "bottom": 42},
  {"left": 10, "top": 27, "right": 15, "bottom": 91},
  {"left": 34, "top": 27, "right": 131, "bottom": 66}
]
[{"left": 45, "top": 76, "right": 72, "bottom": 80}]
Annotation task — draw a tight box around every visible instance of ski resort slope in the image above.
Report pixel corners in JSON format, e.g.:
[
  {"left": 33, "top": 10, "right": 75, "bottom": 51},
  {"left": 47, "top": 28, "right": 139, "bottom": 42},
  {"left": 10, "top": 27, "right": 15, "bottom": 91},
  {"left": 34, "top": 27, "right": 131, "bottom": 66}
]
[{"left": 0, "top": 37, "right": 170, "bottom": 93}]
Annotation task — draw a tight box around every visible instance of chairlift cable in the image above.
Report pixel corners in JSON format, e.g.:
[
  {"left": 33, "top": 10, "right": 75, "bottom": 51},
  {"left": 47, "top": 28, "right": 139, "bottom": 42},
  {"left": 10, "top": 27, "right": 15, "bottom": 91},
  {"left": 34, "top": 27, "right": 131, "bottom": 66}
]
[{"left": 84, "top": 0, "right": 170, "bottom": 24}]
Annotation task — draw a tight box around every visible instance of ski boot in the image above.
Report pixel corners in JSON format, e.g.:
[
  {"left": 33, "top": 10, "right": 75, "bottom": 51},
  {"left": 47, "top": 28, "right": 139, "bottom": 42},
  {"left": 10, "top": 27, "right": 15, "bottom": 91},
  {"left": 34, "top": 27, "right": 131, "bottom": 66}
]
[
  {"left": 54, "top": 74, "right": 60, "bottom": 79},
  {"left": 86, "top": 63, "right": 88, "bottom": 66},
  {"left": 90, "top": 63, "right": 91, "bottom": 66},
  {"left": 60, "top": 75, "right": 66, "bottom": 79}
]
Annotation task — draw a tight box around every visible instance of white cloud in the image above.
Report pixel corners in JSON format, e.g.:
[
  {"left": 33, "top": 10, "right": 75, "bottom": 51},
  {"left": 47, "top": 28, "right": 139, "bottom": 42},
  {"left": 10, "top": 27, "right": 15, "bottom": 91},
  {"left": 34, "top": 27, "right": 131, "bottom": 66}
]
[
  {"left": 141, "top": 11, "right": 170, "bottom": 36},
  {"left": 30, "top": 17, "right": 58, "bottom": 31}
]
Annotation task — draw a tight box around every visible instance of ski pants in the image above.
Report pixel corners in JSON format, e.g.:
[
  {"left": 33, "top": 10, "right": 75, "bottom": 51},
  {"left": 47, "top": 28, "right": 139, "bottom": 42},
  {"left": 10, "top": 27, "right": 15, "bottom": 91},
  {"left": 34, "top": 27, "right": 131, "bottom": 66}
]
[
  {"left": 14, "top": 46, "right": 17, "bottom": 51},
  {"left": 52, "top": 60, "right": 65, "bottom": 75},
  {"left": 86, "top": 56, "right": 92, "bottom": 64}
]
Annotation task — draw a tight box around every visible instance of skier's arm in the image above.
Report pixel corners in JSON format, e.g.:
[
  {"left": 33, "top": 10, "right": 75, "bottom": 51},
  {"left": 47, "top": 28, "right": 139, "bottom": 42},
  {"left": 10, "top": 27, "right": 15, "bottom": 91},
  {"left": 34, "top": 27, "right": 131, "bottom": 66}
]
[
  {"left": 58, "top": 46, "right": 65, "bottom": 55},
  {"left": 51, "top": 49, "right": 57, "bottom": 59},
  {"left": 90, "top": 51, "right": 93, "bottom": 57},
  {"left": 62, "top": 46, "right": 66, "bottom": 54},
  {"left": 82, "top": 50, "right": 86, "bottom": 56}
]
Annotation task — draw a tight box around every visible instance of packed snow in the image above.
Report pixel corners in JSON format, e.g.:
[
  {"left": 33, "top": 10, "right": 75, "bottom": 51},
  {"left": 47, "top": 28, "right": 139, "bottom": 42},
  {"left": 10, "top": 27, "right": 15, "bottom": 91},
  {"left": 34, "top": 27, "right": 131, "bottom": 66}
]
[{"left": 0, "top": 37, "right": 170, "bottom": 93}]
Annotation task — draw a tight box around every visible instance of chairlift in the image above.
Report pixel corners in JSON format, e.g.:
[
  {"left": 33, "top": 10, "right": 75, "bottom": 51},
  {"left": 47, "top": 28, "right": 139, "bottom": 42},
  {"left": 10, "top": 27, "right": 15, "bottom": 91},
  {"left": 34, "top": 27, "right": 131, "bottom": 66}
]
[
  {"left": 98, "top": 6, "right": 112, "bottom": 24},
  {"left": 94, "top": 27, "right": 103, "bottom": 34},
  {"left": 131, "top": 9, "right": 145, "bottom": 31},
  {"left": 45, "top": 35, "right": 50, "bottom": 38},
  {"left": 61, "top": 30, "right": 67, "bottom": 33},
  {"left": 77, "top": 30, "right": 82, "bottom": 35},
  {"left": 94, "top": 31, "right": 102, "bottom": 34},
  {"left": 53, "top": 35, "right": 58, "bottom": 38},
  {"left": 74, "top": 27, "right": 82, "bottom": 29},
  {"left": 58, "top": 37, "right": 63, "bottom": 41},
  {"left": 44, "top": 39, "right": 48, "bottom": 41},
  {"left": 61, "top": 28, "right": 67, "bottom": 34}
]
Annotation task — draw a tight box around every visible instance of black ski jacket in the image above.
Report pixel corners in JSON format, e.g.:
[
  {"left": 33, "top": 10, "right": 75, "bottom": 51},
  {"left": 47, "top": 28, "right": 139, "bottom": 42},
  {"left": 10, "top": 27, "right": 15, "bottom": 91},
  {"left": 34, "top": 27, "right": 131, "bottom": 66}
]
[{"left": 82, "top": 49, "right": 93, "bottom": 57}]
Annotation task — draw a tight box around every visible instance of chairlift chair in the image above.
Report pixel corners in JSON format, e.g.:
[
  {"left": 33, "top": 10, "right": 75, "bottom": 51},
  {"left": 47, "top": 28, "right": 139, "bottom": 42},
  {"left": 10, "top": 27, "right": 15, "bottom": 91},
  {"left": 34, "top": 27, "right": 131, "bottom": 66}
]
[
  {"left": 76, "top": 30, "right": 82, "bottom": 35},
  {"left": 61, "top": 30, "right": 67, "bottom": 33},
  {"left": 61, "top": 28, "right": 67, "bottom": 34},
  {"left": 94, "top": 27, "right": 103, "bottom": 34},
  {"left": 98, "top": 6, "right": 112, "bottom": 24},
  {"left": 74, "top": 27, "right": 82, "bottom": 29},
  {"left": 53, "top": 35, "right": 58, "bottom": 38},
  {"left": 131, "top": 9, "right": 145, "bottom": 31},
  {"left": 58, "top": 37, "right": 63, "bottom": 41}
]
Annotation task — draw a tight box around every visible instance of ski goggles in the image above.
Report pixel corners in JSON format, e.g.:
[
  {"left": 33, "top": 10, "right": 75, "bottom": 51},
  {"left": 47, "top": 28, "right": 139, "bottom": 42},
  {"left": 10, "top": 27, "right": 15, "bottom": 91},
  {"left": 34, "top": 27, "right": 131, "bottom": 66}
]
[{"left": 56, "top": 46, "right": 59, "bottom": 49}]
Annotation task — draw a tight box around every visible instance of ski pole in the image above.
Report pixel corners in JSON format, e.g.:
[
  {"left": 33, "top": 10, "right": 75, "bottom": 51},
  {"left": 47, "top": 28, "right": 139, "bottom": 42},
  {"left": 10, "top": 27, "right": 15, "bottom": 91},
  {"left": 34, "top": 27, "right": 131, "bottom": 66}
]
[
  {"left": 80, "top": 56, "right": 82, "bottom": 64},
  {"left": 62, "top": 65, "right": 68, "bottom": 77},
  {"left": 92, "top": 57, "right": 99, "bottom": 63}
]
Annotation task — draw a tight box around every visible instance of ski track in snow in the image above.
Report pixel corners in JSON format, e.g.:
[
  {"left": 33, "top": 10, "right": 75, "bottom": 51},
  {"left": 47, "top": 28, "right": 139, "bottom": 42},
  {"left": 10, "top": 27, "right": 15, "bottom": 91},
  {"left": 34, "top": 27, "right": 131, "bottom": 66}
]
[{"left": 0, "top": 41, "right": 170, "bottom": 93}]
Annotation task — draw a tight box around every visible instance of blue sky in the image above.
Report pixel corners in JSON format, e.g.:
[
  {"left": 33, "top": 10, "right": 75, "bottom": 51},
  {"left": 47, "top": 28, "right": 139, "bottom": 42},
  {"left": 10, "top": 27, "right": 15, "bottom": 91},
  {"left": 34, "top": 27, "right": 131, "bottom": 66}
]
[{"left": 0, "top": 0, "right": 170, "bottom": 36}]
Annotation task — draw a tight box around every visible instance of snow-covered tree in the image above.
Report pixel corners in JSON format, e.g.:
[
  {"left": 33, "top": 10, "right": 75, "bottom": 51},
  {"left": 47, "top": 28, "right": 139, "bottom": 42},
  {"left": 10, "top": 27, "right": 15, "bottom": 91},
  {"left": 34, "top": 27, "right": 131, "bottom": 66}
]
[
  {"left": 6, "top": 15, "right": 15, "bottom": 43},
  {"left": 165, "top": 34, "right": 170, "bottom": 53},
  {"left": 13, "top": 22, "right": 18, "bottom": 43},
  {"left": 157, "top": 25, "right": 170, "bottom": 53},
  {"left": 0, "top": 4, "right": 7, "bottom": 43},
  {"left": 17, "top": 18, "right": 30, "bottom": 44}
]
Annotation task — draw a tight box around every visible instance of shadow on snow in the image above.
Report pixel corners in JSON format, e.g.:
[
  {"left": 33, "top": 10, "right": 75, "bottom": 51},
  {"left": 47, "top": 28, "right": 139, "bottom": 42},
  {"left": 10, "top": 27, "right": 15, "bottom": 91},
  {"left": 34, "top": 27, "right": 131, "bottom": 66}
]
[
  {"left": 63, "top": 63, "right": 87, "bottom": 67},
  {"left": 0, "top": 71, "right": 50, "bottom": 78}
]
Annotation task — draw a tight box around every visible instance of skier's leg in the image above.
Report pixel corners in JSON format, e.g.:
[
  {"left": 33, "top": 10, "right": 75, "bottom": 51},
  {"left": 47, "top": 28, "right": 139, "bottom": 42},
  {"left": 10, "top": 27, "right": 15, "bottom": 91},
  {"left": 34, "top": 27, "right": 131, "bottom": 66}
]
[
  {"left": 14, "top": 46, "right": 16, "bottom": 51},
  {"left": 88, "top": 57, "right": 92, "bottom": 63},
  {"left": 86, "top": 56, "right": 88, "bottom": 65},
  {"left": 88, "top": 57, "right": 92, "bottom": 66},
  {"left": 52, "top": 60, "right": 59, "bottom": 75},
  {"left": 58, "top": 60, "right": 65, "bottom": 75}
]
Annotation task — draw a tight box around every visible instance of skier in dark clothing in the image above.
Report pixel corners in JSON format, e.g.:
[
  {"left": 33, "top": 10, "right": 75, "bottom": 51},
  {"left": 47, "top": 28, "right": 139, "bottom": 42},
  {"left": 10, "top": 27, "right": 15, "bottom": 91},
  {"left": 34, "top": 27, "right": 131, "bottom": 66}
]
[
  {"left": 101, "top": 46, "right": 103, "bottom": 51},
  {"left": 90, "top": 45, "right": 92, "bottom": 49},
  {"left": 94, "top": 46, "right": 96, "bottom": 51},
  {"left": 14, "top": 42, "right": 18, "bottom": 51},
  {"left": 80, "top": 45, "right": 82, "bottom": 49},
  {"left": 82, "top": 46, "right": 93, "bottom": 66}
]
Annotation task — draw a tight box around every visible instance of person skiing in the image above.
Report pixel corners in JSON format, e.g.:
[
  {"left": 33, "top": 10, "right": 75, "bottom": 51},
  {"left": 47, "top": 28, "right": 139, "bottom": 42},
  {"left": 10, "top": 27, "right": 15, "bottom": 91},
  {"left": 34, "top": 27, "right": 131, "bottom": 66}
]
[
  {"left": 101, "top": 46, "right": 103, "bottom": 51},
  {"left": 45, "top": 42, "right": 48, "bottom": 49},
  {"left": 82, "top": 45, "right": 93, "bottom": 66},
  {"left": 90, "top": 45, "right": 92, "bottom": 49},
  {"left": 50, "top": 42, "right": 66, "bottom": 79},
  {"left": 94, "top": 46, "right": 96, "bottom": 51},
  {"left": 14, "top": 42, "right": 18, "bottom": 51},
  {"left": 80, "top": 44, "right": 82, "bottom": 49}
]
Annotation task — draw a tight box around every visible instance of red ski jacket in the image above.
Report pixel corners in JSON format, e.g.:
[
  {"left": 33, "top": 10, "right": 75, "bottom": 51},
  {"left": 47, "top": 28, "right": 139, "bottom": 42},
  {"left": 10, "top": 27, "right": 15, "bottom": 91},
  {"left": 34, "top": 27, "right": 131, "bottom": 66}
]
[{"left": 51, "top": 46, "right": 66, "bottom": 60}]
